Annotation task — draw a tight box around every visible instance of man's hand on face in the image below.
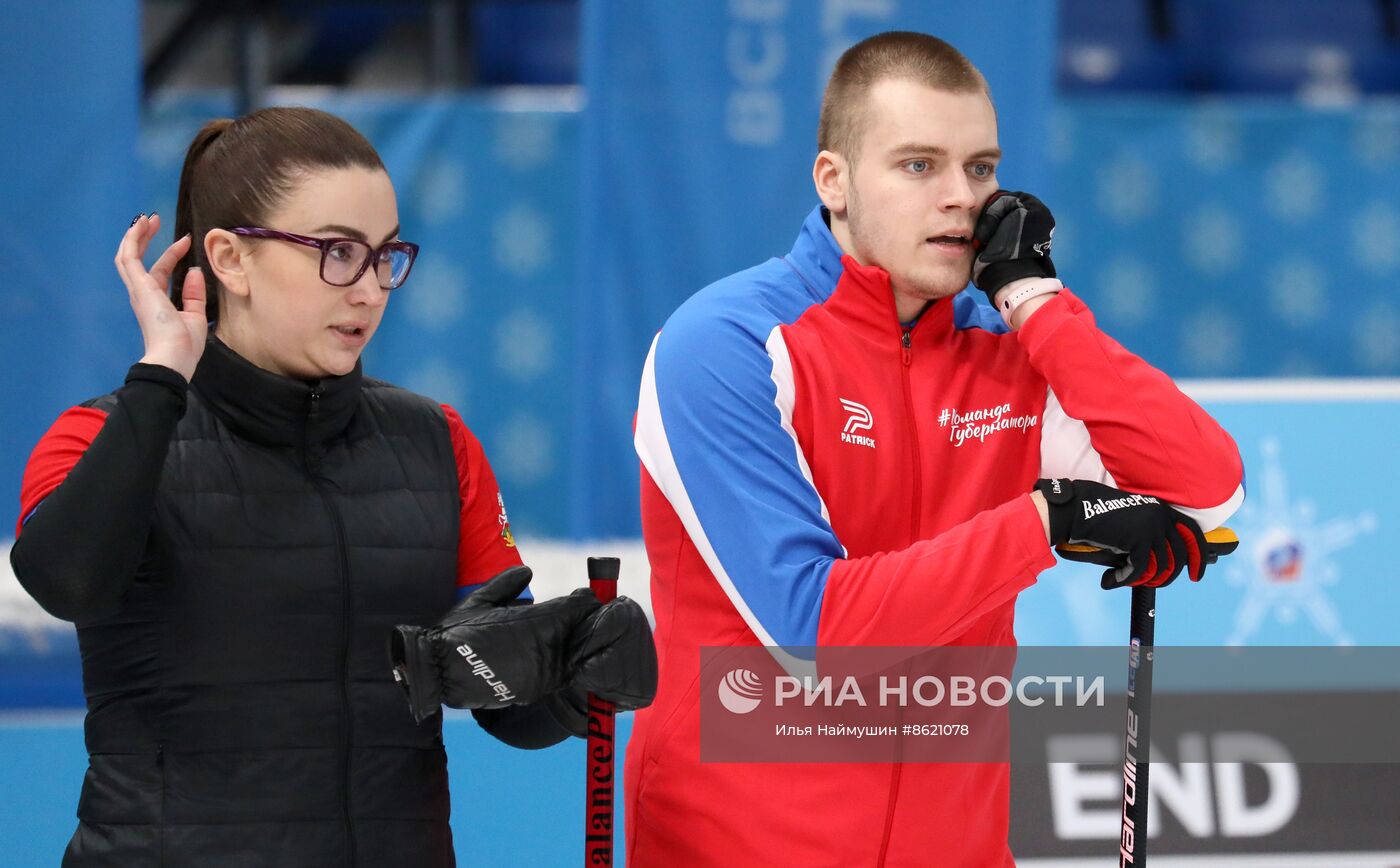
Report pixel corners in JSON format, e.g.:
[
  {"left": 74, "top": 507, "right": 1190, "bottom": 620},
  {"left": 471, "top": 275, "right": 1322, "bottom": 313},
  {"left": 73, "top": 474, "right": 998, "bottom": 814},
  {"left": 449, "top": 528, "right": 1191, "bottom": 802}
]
[{"left": 970, "top": 190, "right": 1057, "bottom": 305}]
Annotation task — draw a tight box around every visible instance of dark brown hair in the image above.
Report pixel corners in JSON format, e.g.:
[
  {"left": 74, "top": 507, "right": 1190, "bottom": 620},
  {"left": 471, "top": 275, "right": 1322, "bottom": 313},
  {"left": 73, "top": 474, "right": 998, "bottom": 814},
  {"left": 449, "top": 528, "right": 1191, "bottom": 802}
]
[
  {"left": 817, "top": 32, "right": 990, "bottom": 163},
  {"left": 172, "top": 106, "right": 386, "bottom": 321}
]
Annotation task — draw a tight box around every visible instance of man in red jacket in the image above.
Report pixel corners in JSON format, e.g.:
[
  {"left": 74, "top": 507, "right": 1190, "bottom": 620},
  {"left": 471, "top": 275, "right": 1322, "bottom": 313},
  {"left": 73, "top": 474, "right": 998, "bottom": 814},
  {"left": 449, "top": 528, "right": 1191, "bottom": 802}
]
[{"left": 627, "top": 31, "right": 1244, "bottom": 867}]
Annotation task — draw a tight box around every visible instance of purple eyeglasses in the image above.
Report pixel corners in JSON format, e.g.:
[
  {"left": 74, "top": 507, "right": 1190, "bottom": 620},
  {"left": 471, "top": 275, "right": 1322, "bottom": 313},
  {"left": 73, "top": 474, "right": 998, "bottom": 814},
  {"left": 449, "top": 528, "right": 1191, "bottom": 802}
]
[{"left": 230, "top": 227, "right": 419, "bottom": 290}]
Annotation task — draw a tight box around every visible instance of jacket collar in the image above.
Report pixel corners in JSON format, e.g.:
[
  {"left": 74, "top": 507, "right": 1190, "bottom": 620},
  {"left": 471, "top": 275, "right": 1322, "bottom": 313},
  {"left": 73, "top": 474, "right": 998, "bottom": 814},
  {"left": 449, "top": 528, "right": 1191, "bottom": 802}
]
[
  {"left": 191, "top": 335, "right": 362, "bottom": 449},
  {"left": 788, "top": 204, "right": 953, "bottom": 343},
  {"left": 784, "top": 205, "right": 846, "bottom": 301}
]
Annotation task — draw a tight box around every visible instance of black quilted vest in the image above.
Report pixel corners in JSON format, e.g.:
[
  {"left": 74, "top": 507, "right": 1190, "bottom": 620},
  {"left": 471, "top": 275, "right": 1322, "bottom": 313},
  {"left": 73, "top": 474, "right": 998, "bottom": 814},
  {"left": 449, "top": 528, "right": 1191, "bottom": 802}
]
[{"left": 64, "top": 338, "right": 461, "bottom": 867}]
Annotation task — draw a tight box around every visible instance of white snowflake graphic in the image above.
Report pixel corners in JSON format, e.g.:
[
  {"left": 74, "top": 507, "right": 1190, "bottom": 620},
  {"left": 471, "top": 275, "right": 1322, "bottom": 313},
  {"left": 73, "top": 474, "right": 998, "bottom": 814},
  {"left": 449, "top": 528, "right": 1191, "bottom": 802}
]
[
  {"left": 1048, "top": 111, "right": 1075, "bottom": 165},
  {"left": 416, "top": 157, "right": 469, "bottom": 226},
  {"left": 1352, "top": 112, "right": 1400, "bottom": 168},
  {"left": 1348, "top": 201, "right": 1400, "bottom": 274},
  {"left": 1224, "top": 439, "right": 1376, "bottom": 646},
  {"left": 401, "top": 256, "right": 469, "bottom": 331},
  {"left": 1179, "top": 306, "right": 1242, "bottom": 374},
  {"left": 492, "top": 113, "right": 560, "bottom": 172},
  {"left": 495, "top": 413, "right": 554, "bottom": 485},
  {"left": 1096, "top": 255, "right": 1155, "bottom": 326},
  {"left": 1266, "top": 258, "right": 1326, "bottom": 327},
  {"left": 1095, "top": 155, "right": 1157, "bottom": 223},
  {"left": 1354, "top": 303, "right": 1400, "bottom": 373},
  {"left": 405, "top": 359, "right": 469, "bottom": 411},
  {"left": 1185, "top": 109, "right": 1244, "bottom": 169},
  {"left": 1264, "top": 152, "right": 1325, "bottom": 222},
  {"left": 1182, "top": 204, "right": 1243, "bottom": 276},
  {"left": 492, "top": 203, "right": 552, "bottom": 277},
  {"left": 493, "top": 308, "right": 554, "bottom": 381}
]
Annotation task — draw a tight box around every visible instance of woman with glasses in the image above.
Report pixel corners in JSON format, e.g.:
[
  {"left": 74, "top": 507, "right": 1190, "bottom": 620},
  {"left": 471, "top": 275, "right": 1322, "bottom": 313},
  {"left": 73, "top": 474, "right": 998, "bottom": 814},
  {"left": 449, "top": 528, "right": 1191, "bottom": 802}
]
[{"left": 9, "top": 107, "right": 654, "bottom": 867}]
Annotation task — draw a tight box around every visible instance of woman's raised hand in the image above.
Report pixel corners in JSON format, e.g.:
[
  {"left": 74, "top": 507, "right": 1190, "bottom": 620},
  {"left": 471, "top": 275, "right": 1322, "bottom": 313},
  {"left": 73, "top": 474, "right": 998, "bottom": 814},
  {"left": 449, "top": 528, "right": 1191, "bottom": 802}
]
[{"left": 116, "top": 213, "right": 208, "bottom": 383}]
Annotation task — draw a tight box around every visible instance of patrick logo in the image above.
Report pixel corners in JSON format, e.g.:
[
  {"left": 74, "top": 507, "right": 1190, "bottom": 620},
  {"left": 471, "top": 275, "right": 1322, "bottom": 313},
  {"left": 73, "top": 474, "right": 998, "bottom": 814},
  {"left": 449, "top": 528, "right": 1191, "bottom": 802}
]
[{"left": 839, "top": 398, "right": 875, "bottom": 449}]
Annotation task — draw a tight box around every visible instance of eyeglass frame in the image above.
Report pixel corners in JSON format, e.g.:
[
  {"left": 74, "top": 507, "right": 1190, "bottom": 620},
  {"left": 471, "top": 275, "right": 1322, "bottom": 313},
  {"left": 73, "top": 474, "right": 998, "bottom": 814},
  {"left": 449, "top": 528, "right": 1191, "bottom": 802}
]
[{"left": 228, "top": 227, "right": 420, "bottom": 290}]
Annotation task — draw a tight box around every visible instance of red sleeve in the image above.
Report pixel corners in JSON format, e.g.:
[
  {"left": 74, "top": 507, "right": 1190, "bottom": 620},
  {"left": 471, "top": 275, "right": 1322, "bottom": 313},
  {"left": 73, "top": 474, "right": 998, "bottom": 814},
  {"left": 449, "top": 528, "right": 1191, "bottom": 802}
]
[
  {"left": 1017, "top": 289, "right": 1245, "bottom": 514},
  {"left": 442, "top": 404, "right": 524, "bottom": 587},
  {"left": 16, "top": 407, "right": 109, "bottom": 536},
  {"left": 818, "top": 495, "right": 1055, "bottom": 647}
]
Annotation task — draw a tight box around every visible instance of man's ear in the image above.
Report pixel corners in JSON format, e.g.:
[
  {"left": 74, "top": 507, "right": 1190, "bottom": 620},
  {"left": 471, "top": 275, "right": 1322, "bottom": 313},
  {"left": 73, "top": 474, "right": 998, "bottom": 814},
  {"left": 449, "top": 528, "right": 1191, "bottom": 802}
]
[
  {"left": 813, "top": 149, "right": 849, "bottom": 215},
  {"left": 204, "top": 228, "right": 250, "bottom": 298}
]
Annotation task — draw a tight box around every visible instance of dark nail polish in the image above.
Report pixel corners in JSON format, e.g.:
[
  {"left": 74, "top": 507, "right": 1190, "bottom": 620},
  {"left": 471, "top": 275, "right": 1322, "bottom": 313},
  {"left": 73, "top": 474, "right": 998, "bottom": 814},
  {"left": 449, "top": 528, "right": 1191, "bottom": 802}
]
[
  {"left": 130, "top": 213, "right": 144, "bottom": 227},
  {"left": 149, "top": 211, "right": 158, "bottom": 219}
]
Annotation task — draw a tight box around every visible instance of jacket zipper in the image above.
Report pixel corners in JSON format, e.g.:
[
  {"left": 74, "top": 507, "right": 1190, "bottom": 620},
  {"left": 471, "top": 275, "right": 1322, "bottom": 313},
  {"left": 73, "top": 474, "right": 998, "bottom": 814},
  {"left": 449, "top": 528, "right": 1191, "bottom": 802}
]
[
  {"left": 876, "top": 328, "right": 922, "bottom": 866},
  {"left": 899, "top": 329, "right": 922, "bottom": 536},
  {"left": 305, "top": 388, "right": 359, "bottom": 866}
]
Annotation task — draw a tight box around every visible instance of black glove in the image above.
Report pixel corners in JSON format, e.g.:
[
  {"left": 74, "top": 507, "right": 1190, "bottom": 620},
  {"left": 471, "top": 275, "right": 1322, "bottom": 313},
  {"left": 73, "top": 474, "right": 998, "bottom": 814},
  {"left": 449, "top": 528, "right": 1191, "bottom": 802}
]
[
  {"left": 1036, "top": 478, "right": 1208, "bottom": 590},
  {"left": 971, "top": 190, "right": 1057, "bottom": 303},
  {"left": 543, "top": 597, "right": 659, "bottom": 737},
  {"left": 389, "top": 566, "right": 601, "bottom": 723}
]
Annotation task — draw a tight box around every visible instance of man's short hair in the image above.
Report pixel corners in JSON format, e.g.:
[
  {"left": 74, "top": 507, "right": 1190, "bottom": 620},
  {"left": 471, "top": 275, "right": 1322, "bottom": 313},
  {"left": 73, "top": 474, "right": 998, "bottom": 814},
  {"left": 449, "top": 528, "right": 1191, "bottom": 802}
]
[{"left": 818, "top": 31, "right": 990, "bottom": 163}]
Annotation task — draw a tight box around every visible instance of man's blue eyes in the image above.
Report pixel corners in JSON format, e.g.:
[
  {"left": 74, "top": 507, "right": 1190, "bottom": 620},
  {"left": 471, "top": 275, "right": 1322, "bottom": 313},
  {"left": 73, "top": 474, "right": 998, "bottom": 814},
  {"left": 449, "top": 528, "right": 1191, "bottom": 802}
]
[{"left": 905, "top": 161, "right": 994, "bottom": 177}]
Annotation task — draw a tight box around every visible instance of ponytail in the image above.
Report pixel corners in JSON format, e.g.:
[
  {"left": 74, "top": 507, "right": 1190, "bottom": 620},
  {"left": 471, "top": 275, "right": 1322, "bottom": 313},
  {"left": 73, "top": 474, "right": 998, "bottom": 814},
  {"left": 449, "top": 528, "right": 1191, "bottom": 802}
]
[{"left": 172, "top": 118, "right": 232, "bottom": 320}]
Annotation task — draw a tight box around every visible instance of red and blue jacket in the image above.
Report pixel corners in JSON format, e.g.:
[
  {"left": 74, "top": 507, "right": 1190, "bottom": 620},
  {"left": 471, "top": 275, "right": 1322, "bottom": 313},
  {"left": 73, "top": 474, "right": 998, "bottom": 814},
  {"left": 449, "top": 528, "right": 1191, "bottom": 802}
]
[{"left": 626, "top": 205, "right": 1244, "bottom": 867}]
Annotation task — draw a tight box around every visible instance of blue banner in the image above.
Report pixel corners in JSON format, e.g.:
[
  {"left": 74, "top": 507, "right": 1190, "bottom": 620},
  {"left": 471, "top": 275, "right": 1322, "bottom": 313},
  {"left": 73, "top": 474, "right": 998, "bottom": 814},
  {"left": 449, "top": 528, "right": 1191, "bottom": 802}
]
[{"left": 1051, "top": 99, "right": 1400, "bottom": 380}]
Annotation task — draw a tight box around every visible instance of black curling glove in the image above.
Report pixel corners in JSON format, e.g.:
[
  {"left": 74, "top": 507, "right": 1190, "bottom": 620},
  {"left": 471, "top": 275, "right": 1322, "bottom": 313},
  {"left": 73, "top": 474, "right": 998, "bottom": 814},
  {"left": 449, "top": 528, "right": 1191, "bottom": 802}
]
[
  {"left": 390, "top": 566, "right": 601, "bottom": 723},
  {"left": 544, "top": 596, "right": 659, "bottom": 737}
]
